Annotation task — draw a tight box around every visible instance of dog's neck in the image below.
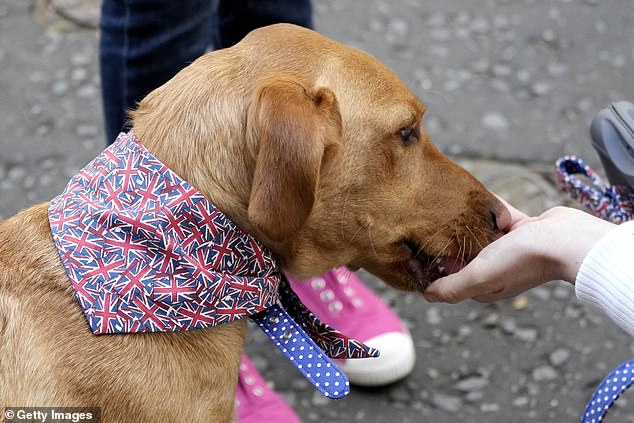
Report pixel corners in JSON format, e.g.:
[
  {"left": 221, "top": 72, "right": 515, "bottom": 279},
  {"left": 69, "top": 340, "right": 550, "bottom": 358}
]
[
  {"left": 128, "top": 59, "right": 351, "bottom": 279},
  {"left": 138, "top": 134, "right": 248, "bottom": 221},
  {"left": 131, "top": 120, "right": 300, "bottom": 265},
  {"left": 132, "top": 123, "right": 353, "bottom": 279}
]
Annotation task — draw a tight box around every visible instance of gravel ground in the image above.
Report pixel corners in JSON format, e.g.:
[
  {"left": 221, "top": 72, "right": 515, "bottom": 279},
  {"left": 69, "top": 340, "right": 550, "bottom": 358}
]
[{"left": 1, "top": 0, "right": 633, "bottom": 422}]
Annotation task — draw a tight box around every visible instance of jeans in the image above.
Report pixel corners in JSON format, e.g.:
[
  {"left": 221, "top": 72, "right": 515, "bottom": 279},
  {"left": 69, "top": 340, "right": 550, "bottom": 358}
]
[{"left": 99, "top": 0, "right": 313, "bottom": 144}]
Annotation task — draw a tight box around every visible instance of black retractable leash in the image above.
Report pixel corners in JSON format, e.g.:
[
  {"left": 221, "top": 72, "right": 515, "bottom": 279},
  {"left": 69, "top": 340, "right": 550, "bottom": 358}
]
[{"left": 556, "top": 101, "right": 634, "bottom": 423}]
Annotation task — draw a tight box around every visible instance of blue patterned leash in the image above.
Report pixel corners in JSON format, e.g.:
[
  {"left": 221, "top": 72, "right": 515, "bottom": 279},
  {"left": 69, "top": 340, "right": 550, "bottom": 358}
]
[
  {"left": 251, "top": 275, "right": 380, "bottom": 399},
  {"left": 556, "top": 155, "right": 634, "bottom": 422},
  {"left": 555, "top": 156, "right": 634, "bottom": 224},
  {"left": 580, "top": 360, "right": 634, "bottom": 423}
]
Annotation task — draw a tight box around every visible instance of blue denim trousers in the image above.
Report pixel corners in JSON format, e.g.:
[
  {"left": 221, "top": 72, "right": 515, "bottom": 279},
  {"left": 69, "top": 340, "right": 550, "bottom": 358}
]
[{"left": 100, "top": 0, "right": 313, "bottom": 144}]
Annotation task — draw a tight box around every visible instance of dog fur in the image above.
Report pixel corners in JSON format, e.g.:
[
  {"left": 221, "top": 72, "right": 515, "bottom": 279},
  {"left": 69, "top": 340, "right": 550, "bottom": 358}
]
[{"left": 0, "top": 24, "right": 508, "bottom": 422}]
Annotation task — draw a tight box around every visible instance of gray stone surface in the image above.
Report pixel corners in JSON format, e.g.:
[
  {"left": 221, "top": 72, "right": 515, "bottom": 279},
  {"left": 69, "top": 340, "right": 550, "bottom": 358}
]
[{"left": 1, "top": 0, "right": 634, "bottom": 421}]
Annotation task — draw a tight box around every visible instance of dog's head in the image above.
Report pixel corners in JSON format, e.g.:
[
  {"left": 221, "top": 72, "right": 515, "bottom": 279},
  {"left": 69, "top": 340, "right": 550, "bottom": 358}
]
[{"left": 133, "top": 24, "right": 509, "bottom": 293}]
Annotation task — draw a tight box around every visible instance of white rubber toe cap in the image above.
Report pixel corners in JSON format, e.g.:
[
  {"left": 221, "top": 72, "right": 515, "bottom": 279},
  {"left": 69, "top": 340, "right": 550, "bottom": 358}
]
[{"left": 337, "top": 331, "right": 416, "bottom": 387}]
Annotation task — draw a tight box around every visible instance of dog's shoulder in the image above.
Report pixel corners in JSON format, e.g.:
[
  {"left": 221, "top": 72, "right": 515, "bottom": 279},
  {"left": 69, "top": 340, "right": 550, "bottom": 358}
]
[{"left": 0, "top": 203, "right": 67, "bottom": 292}]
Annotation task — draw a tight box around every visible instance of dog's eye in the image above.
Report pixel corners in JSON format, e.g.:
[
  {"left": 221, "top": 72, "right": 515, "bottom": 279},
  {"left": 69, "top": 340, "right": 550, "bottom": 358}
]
[{"left": 399, "top": 127, "right": 419, "bottom": 145}]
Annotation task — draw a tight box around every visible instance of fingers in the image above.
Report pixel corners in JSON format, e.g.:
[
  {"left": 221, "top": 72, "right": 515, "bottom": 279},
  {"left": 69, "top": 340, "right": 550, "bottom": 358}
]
[
  {"left": 424, "top": 260, "right": 489, "bottom": 304},
  {"left": 425, "top": 269, "right": 518, "bottom": 304},
  {"left": 423, "top": 275, "right": 464, "bottom": 303},
  {"left": 424, "top": 195, "right": 550, "bottom": 305}
]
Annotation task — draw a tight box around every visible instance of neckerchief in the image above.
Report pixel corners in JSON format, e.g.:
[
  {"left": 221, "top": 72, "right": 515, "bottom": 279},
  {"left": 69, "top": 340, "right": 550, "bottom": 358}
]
[{"left": 48, "top": 131, "right": 379, "bottom": 399}]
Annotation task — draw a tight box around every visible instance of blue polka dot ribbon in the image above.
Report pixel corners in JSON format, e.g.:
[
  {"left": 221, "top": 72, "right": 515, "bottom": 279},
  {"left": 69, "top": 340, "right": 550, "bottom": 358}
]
[
  {"left": 252, "top": 304, "right": 352, "bottom": 399},
  {"left": 251, "top": 275, "right": 380, "bottom": 399},
  {"left": 580, "top": 359, "right": 634, "bottom": 423}
]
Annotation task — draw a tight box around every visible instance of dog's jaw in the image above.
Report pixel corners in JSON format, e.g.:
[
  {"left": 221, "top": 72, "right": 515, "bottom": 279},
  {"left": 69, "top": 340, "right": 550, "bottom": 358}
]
[{"left": 402, "top": 240, "right": 466, "bottom": 290}]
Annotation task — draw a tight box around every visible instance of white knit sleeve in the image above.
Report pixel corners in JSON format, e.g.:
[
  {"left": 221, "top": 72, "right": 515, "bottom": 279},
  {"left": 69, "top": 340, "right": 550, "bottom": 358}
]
[{"left": 575, "top": 220, "right": 634, "bottom": 336}]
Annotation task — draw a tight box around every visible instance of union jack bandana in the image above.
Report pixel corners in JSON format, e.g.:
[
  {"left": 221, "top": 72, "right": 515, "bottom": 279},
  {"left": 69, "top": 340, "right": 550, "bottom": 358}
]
[{"left": 48, "top": 131, "right": 379, "bottom": 399}]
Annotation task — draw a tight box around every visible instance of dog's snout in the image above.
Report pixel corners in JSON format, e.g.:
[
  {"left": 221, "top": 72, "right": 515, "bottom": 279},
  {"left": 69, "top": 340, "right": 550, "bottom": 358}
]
[
  {"left": 489, "top": 211, "right": 499, "bottom": 231},
  {"left": 490, "top": 201, "right": 512, "bottom": 233}
]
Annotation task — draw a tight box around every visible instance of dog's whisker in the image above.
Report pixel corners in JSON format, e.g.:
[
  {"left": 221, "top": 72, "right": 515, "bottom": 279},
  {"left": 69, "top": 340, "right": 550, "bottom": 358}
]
[
  {"left": 427, "top": 223, "right": 456, "bottom": 263},
  {"left": 432, "top": 237, "right": 453, "bottom": 265},
  {"left": 416, "top": 88, "right": 449, "bottom": 107},
  {"left": 467, "top": 235, "right": 473, "bottom": 259},
  {"left": 474, "top": 226, "right": 493, "bottom": 250},
  {"left": 452, "top": 232, "right": 462, "bottom": 265},
  {"left": 465, "top": 225, "right": 484, "bottom": 251},
  {"left": 366, "top": 223, "right": 379, "bottom": 260},
  {"left": 417, "top": 225, "right": 450, "bottom": 256},
  {"left": 341, "top": 186, "right": 353, "bottom": 244},
  {"left": 348, "top": 220, "right": 367, "bottom": 245}
]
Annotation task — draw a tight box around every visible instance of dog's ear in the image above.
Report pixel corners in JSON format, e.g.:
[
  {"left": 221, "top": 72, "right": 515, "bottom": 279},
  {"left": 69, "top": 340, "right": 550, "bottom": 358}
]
[{"left": 247, "top": 76, "right": 342, "bottom": 243}]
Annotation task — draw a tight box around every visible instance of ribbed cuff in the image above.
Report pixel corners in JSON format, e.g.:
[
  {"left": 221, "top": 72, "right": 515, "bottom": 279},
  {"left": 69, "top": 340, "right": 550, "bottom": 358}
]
[{"left": 575, "top": 220, "right": 634, "bottom": 336}]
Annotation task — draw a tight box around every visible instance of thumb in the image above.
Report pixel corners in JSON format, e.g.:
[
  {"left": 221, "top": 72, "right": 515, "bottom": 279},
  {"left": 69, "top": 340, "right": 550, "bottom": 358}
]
[
  {"left": 424, "top": 253, "right": 500, "bottom": 303},
  {"left": 424, "top": 269, "right": 479, "bottom": 304}
]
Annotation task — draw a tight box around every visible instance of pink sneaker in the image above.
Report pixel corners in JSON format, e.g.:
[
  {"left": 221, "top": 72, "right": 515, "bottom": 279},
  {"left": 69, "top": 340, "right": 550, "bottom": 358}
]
[
  {"left": 288, "top": 268, "right": 415, "bottom": 387},
  {"left": 235, "top": 355, "right": 301, "bottom": 423}
]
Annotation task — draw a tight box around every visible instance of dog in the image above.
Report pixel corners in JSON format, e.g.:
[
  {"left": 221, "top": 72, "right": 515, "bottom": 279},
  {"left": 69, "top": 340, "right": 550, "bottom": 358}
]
[{"left": 0, "top": 24, "right": 509, "bottom": 422}]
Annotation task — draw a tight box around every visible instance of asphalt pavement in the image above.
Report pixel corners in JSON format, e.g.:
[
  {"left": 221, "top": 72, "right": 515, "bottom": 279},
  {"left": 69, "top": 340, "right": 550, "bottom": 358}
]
[{"left": 0, "top": 0, "right": 633, "bottom": 421}]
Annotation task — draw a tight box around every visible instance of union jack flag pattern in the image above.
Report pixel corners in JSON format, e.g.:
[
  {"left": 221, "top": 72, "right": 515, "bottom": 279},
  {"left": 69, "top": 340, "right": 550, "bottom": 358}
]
[
  {"left": 48, "top": 131, "right": 378, "bottom": 399},
  {"left": 49, "top": 131, "right": 281, "bottom": 334}
]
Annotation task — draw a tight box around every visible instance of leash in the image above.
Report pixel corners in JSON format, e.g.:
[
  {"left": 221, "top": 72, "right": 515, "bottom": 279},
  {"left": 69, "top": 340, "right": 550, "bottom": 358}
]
[
  {"left": 579, "top": 359, "right": 634, "bottom": 423},
  {"left": 555, "top": 156, "right": 634, "bottom": 224},
  {"left": 556, "top": 155, "right": 634, "bottom": 422}
]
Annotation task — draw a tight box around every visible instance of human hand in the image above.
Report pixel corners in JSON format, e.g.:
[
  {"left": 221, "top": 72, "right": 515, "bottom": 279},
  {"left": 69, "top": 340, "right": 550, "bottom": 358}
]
[{"left": 423, "top": 204, "right": 616, "bottom": 304}]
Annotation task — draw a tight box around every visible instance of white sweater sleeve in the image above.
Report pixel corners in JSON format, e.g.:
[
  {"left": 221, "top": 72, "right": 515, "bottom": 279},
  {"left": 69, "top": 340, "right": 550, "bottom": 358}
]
[{"left": 575, "top": 220, "right": 634, "bottom": 336}]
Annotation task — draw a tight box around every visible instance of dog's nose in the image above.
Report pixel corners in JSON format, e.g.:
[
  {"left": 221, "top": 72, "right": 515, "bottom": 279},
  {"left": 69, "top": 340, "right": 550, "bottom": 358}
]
[
  {"left": 489, "top": 211, "right": 499, "bottom": 231},
  {"left": 490, "top": 201, "right": 512, "bottom": 232}
]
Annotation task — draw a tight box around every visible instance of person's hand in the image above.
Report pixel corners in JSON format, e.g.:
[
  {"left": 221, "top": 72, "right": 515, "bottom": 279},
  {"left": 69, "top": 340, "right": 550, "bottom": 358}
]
[{"left": 423, "top": 204, "right": 616, "bottom": 304}]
